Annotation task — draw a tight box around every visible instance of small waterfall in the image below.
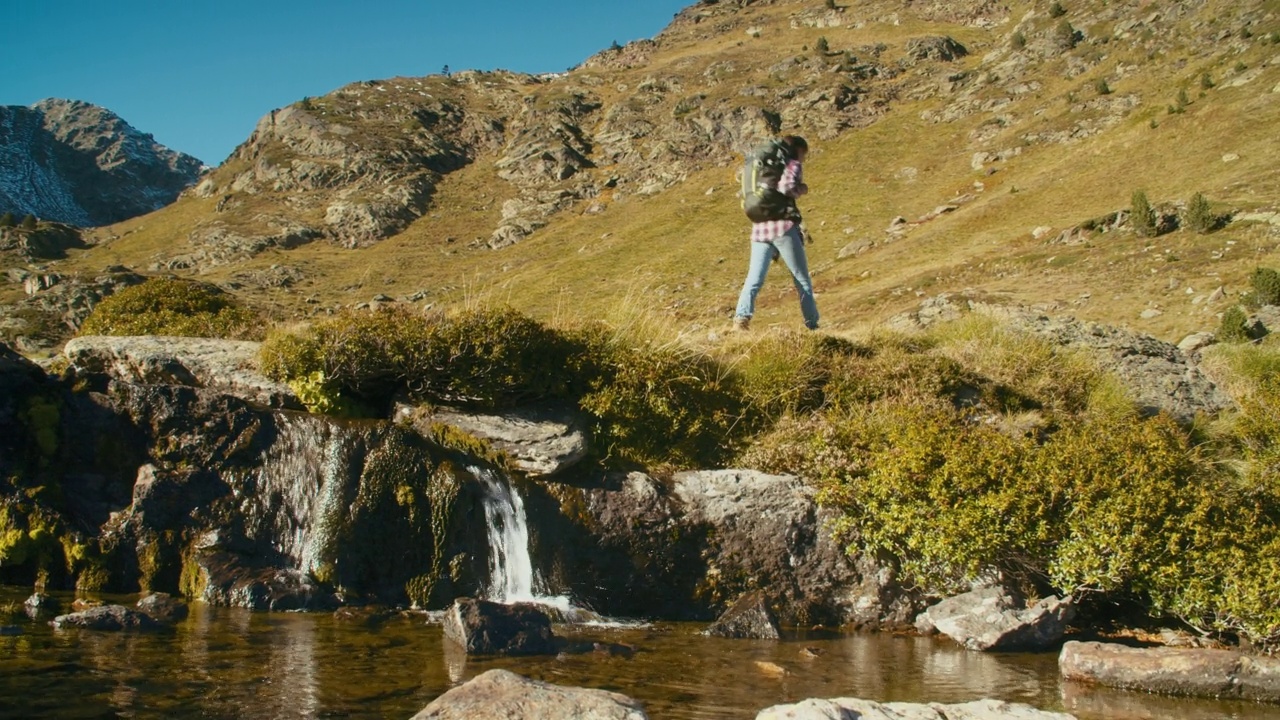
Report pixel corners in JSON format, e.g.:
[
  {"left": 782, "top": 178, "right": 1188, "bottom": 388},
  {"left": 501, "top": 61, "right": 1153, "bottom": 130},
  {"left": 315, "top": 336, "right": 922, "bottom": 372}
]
[{"left": 471, "top": 465, "right": 576, "bottom": 613}]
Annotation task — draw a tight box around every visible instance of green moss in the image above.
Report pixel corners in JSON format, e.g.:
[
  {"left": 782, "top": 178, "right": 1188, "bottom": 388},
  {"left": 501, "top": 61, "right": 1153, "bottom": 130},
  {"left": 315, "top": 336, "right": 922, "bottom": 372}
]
[{"left": 24, "top": 396, "right": 60, "bottom": 459}]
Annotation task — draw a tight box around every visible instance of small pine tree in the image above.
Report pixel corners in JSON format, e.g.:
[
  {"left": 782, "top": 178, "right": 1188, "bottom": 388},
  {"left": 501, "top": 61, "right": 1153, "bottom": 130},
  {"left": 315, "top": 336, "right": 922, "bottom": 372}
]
[
  {"left": 1250, "top": 267, "right": 1280, "bottom": 306},
  {"left": 1049, "top": 1, "right": 1067, "bottom": 18},
  {"left": 1054, "top": 20, "right": 1078, "bottom": 49},
  {"left": 1095, "top": 78, "right": 1112, "bottom": 95},
  {"left": 815, "top": 36, "right": 830, "bottom": 54},
  {"left": 1131, "top": 190, "right": 1157, "bottom": 238},
  {"left": 1183, "top": 192, "right": 1215, "bottom": 234},
  {"left": 1176, "top": 88, "right": 1190, "bottom": 108},
  {"left": 1201, "top": 72, "right": 1214, "bottom": 89},
  {"left": 1218, "top": 306, "right": 1252, "bottom": 343},
  {"left": 0, "top": 212, "right": 14, "bottom": 228},
  {"left": 20, "top": 214, "right": 37, "bottom": 230},
  {"left": 825, "top": 0, "right": 837, "bottom": 9},
  {"left": 1012, "top": 31, "right": 1027, "bottom": 50}
]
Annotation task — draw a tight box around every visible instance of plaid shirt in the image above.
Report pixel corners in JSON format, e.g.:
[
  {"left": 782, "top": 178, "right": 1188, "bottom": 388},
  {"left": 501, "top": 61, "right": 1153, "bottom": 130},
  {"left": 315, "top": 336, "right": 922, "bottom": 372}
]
[{"left": 750, "top": 159, "right": 806, "bottom": 242}]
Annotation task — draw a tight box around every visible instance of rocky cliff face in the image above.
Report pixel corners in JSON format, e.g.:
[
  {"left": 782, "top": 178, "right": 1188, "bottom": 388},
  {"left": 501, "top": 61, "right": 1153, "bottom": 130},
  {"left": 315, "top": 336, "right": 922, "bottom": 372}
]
[{"left": 0, "top": 99, "right": 203, "bottom": 227}]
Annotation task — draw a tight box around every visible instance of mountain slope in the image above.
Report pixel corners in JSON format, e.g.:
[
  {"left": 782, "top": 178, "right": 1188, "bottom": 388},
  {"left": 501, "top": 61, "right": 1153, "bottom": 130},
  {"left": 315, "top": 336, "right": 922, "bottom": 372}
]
[
  {"left": 9, "top": 0, "right": 1280, "bottom": 346},
  {"left": 0, "top": 99, "right": 203, "bottom": 227}
]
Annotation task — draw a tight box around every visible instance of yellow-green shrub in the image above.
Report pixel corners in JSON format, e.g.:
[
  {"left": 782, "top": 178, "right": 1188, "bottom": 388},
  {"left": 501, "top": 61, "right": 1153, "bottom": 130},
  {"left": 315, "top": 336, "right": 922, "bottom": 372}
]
[
  {"left": 79, "top": 278, "right": 261, "bottom": 339},
  {"left": 260, "top": 306, "right": 579, "bottom": 412}
]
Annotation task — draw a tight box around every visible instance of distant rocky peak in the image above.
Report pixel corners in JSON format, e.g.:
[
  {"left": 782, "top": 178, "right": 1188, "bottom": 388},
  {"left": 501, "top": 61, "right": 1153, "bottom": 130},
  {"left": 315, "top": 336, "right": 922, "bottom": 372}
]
[{"left": 0, "top": 98, "right": 203, "bottom": 227}]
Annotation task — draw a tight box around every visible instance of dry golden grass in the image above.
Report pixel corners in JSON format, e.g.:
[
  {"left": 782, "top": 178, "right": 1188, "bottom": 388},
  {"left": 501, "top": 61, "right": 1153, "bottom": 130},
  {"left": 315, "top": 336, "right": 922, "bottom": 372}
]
[{"left": 35, "top": 0, "right": 1280, "bottom": 344}]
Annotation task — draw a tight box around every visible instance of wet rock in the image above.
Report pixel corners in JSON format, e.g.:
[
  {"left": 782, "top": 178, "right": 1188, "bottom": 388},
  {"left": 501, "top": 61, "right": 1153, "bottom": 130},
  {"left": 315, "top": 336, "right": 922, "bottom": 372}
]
[
  {"left": 410, "top": 668, "right": 648, "bottom": 719},
  {"left": 136, "top": 592, "right": 188, "bottom": 624},
  {"left": 23, "top": 592, "right": 60, "bottom": 614},
  {"left": 64, "top": 335, "right": 300, "bottom": 409},
  {"left": 917, "top": 586, "right": 1074, "bottom": 652},
  {"left": 400, "top": 402, "right": 587, "bottom": 477},
  {"left": 756, "top": 698, "right": 1076, "bottom": 719},
  {"left": 442, "top": 597, "right": 556, "bottom": 656},
  {"left": 704, "top": 590, "right": 781, "bottom": 639},
  {"left": 51, "top": 604, "right": 164, "bottom": 632},
  {"left": 185, "top": 550, "right": 339, "bottom": 612},
  {"left": 1059, "top": 640, "right": 1280, "bottom": 703}
]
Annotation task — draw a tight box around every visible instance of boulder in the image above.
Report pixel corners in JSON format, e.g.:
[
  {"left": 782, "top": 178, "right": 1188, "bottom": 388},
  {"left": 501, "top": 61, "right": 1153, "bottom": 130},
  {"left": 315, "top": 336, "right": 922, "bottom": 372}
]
[
  {"left": 1059, "top": 640, "right": 1280, "bottom": 703},
  {"left": 51, "top": 604, "right": 164, "bottom": 632},
  {"left": 756, "top": 698, "right": 1075, "bottom": 719},
  {"left": 184, "top": 550, "right": 339, "bottom": 612},
  {"left": 64, "top": 335, "right": 299, "bottom": 409},
  {"left": 410, "top": 668, "right": 648, "bottom": 720},
  {"left": 400, "top": 403, "right": 587, "bottom": 477},
  {"left": 136, "top": 592, "right": 189, "bottom": 623},
  {"left": 442, "top": 597, "right": 556, "bottom": 656},
  {"left": 704, "top": 590, "right": 781, "bottom": 639},
  {"left": 917, "top": 587, "right": 1074, "bottom": 652},
  {"left": 23, "top": 592, "right": 60, "bottom": 613}
]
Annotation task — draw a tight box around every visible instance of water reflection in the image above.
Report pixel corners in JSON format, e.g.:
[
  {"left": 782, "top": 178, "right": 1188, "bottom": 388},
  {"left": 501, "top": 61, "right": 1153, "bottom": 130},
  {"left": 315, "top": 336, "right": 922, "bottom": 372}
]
[{"left": 3, "top": 587, "right": 1278, "bottom": 720}]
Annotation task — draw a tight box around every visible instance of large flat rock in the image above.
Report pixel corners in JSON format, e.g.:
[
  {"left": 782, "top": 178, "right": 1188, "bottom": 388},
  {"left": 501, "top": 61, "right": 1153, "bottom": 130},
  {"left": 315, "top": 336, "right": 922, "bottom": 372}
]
[
  {"left": 65, "top": 335, "right": 299, "bottom": 409},
  {"left": 410, "top": 668, "right": 648, "bottom": 719},
  {"left": 756, "top": 697, "right": 1076, "bottom": 719},
  {"left": 1060, "top": 640, "right": 1280, "bottom": 703}
]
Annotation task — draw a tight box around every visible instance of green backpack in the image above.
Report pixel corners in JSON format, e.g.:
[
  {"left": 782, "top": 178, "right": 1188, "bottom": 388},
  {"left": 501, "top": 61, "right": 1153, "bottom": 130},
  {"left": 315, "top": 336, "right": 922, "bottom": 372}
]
[{"left": 740, "top": 140, "right": 799, "bottom": 223}]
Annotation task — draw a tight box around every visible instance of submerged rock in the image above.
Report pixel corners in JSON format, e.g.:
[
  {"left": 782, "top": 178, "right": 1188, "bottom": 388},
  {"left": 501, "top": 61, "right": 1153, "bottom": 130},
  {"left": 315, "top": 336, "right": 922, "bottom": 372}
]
[
  {"left": 51, "top": 604, "right": 163, "bottom": 632},
  {"left": 410, "top": 668, "right": 648, "bottom": 719},
  {"left": 1060, "top": 641, "right": 1280, "bottom": 703},
  {"left": 23, "top": 593, "right": 60, "bottom": 613},
  {"left": 917, "top": 587, "right": 1074, "bottom": 652},
  {"left": 703, "top": 590, "right": 781, "bottom": 639},
  {"left": 135, "top": 592, "right": 188, "bottom": 623},
  {"left": 756, "top": 698, "right": 1076, "bottom": 720},
  {"left": 442, "top": 597, "right": 556, "bottom": 656}
]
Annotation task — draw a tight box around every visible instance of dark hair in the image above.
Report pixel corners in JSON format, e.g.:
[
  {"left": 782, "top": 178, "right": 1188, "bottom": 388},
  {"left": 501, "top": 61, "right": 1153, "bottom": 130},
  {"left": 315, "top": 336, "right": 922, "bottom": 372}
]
[{"left": 782, "top": 135, "right": 808, "bottom": 153}]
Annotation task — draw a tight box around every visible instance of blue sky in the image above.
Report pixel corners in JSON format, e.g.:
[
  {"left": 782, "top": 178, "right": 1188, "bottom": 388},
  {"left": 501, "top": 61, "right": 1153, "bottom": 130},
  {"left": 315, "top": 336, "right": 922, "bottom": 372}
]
[{"left": 3, "top": 1, "right": 691, "bottom": 165}]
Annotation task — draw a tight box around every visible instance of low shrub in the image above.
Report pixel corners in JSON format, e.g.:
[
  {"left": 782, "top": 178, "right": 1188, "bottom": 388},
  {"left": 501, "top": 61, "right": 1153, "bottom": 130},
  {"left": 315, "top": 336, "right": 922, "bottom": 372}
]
[
  {"left": 1217, "top": 306, "right": 1252, "bottom": 343},
  {"left": 79, "top": 278, "right": 261, "bottom": 339},
  {"left": 1249, "top": 267, "right": 1280, "bottom": 306},
  {"left": 1182, "top": 192, "right": 1217, "bottom": 234}
]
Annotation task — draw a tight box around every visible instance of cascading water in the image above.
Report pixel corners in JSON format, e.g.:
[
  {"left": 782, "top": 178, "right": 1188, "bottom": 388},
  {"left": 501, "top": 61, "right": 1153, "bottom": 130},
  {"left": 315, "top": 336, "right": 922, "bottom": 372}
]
[{"left": 471, "top": 465, "right": 574, "bottom": 612}]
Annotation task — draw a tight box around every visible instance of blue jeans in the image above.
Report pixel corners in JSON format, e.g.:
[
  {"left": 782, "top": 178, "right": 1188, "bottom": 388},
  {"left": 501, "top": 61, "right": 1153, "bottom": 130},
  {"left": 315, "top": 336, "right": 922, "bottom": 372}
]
[{"left": 735, "top": 225, "right": 820, "bottom": 329}]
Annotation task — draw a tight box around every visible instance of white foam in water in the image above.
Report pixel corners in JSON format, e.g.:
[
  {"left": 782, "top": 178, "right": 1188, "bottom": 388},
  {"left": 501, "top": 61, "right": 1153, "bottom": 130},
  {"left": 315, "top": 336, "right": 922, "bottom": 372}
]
[{"left": 469, "top": 465, "right": 644, "bottom": 628}]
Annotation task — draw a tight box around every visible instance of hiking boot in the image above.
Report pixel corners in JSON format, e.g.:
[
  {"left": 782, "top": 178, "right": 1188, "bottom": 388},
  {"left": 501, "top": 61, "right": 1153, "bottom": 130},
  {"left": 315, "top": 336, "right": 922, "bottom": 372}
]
[{"left": 733, "top": 316, "right": 751, "bottom": 331}]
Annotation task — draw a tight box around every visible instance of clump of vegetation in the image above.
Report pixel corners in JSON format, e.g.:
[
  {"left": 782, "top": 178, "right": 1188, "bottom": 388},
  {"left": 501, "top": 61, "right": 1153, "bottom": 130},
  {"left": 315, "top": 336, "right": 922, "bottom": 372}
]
[
  {"left": 1048, "top": 1, "right": 1068, "bottom": 18},
  {"left": 1094, "top": 78, "right": 1112, "bottom": 95},
  {"left": 1011, "top": 31, "right": 1027, "bottom": 50},
  {"left": 1130, "top": 190, "right": 1158, "bottom": 237},
  {"left": 815, "top": 36, "right": 830, "bottom": 54},
  {"left": 1217, "top": 306, "right": 1252, "bottom": 343},
  {"left": 1182, "top": 192, "right": 1217, "bottom": 234},
  {"left": 1249, "top": 267, "right": 1280, "bottom": 307},
  {"left": 79, "top": 278, "right": 262, "bottom": 339},
  {"left": 0, "top": 212, "right": 14, "bottom": 228}
]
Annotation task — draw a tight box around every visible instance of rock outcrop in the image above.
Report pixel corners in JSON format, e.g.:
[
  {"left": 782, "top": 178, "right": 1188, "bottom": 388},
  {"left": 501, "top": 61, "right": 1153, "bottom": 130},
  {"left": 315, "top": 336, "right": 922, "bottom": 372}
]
[
  {"left": 398, "top": 402, "right": 587, "bottom": 477},
  {"left": 0, "top": 99, "right": 202, "bottom": 226},
  {"left": 64, "top": 334, "right": 299, "bottom": 409},
  {"left": 916, "top": 586, "right": 1074, "bottom": 652},
  {"left": 1060, "top": 641, "right": 1280, "bottom": 703},
  {"left": 410, "top": 669, "right": 649, "bottom": 720},
  {"left": 531, "top": 469, "right": 921, "bottom": 626}
]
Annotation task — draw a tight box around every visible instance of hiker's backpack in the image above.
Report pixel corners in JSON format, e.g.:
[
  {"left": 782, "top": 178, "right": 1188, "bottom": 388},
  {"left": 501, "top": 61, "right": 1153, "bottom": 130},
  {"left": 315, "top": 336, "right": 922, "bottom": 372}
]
[{"left": 740, "top": 140, "right": 799, "bottom": 223}]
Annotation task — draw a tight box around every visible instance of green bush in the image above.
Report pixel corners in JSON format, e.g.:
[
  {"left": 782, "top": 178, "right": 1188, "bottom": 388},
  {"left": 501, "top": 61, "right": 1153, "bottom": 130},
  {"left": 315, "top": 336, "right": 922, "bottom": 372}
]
[
  {"left": 1094, "top": 78, "right": 1112, "bottom": 95},
  {"left": 1182, "top": 192, "right": 1216, "bottom": 234},
  {"left": 1011, "top": 31, "right": 1027, "bottom": 50},
  {"left": 1217, "top": 306, "right": 1252, "bottom": 343},
  {"left": 78, "top": 278, "right": 261, "bottom": 339},
  {"left": 1250, "top": 267, "right": 1280, "bottom": 306},
  {"left": 0, "top": 212, "right": 14, "bottom": 228},
  {"left": 574, "top": 324, "right": 749, "bottom": 469},
  {"left": 1130, "top": 190, "right": 1157, "bottom": 237},
  {"left": 1048, "top": 1, "right": 1067, "bottom": 18},
  {"left": 261, "top": 306, "right": 579, "bottom": 412}
]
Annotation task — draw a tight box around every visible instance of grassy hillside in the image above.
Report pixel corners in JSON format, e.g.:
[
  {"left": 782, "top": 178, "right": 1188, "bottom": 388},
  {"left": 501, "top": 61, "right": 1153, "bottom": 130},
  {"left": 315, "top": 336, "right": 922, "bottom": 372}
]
[{"left": 5, "top": 0, "right": 1280, "bottom": 344}]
